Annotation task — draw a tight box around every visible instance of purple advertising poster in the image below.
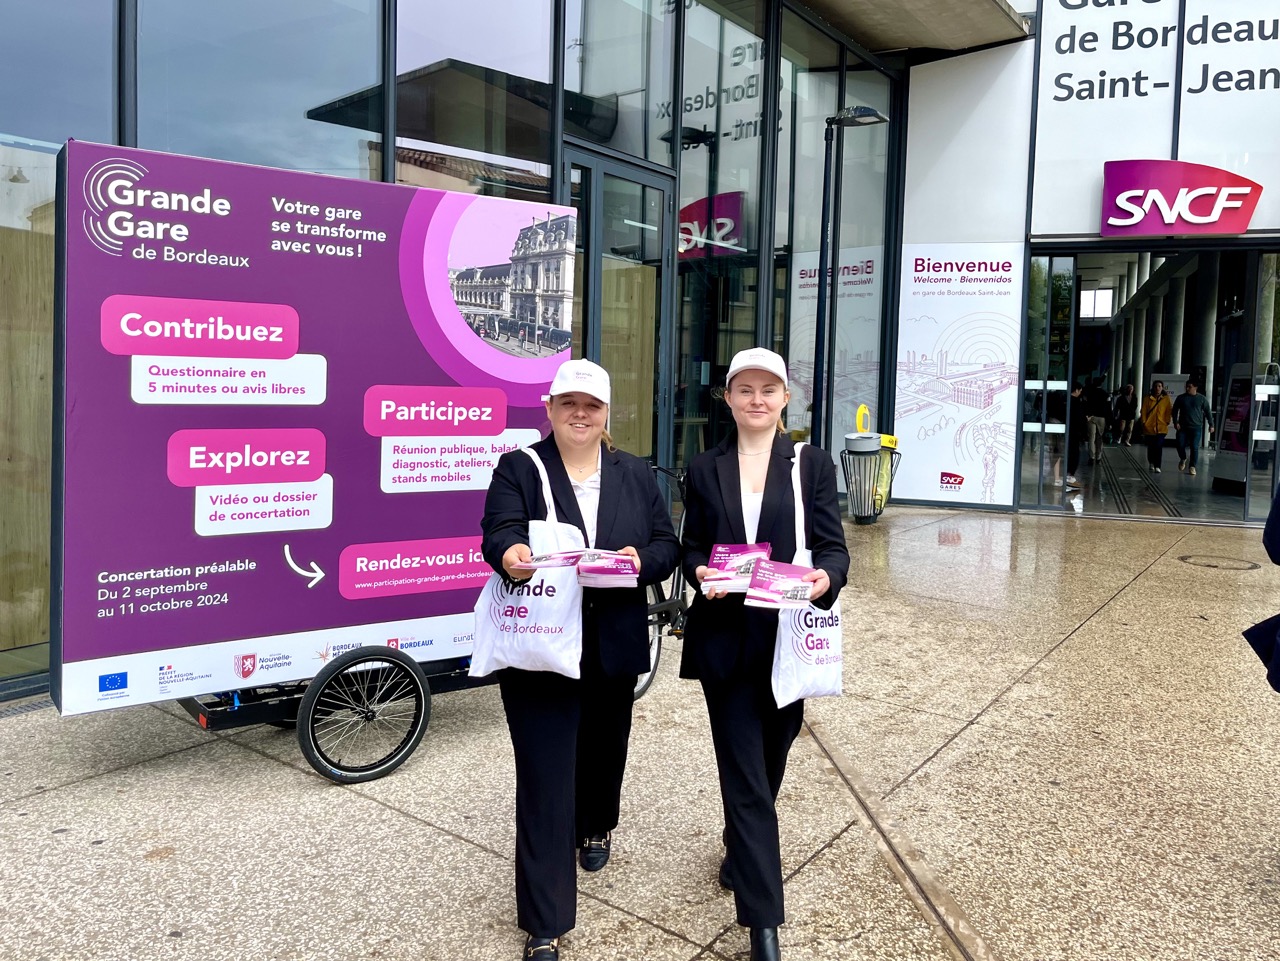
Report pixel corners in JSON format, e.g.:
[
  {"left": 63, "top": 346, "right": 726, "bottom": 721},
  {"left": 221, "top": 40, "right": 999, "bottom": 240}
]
[{"left": 55, "top": 141, "right": 576, "bottom": 715}]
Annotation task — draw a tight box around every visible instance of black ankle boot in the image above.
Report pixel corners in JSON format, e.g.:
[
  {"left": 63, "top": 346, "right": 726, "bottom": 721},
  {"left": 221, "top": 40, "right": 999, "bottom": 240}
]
[{"left": 749, "top": 927, "right": 780, "bottom": 961}]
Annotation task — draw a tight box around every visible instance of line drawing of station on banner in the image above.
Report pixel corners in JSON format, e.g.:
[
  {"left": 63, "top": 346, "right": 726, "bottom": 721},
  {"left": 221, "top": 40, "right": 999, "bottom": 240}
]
[{"left": 894, "top": 243, "right": 1024, "bottom": 507}]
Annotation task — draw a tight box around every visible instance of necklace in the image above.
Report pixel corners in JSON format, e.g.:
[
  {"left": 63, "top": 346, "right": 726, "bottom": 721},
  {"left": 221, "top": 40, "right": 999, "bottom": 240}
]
[
  {"left": 737, "top": 448, "right": 771, "bottom": 456},
  {"left": 566, "top": 462, "right": 595, "bottom": 474}
]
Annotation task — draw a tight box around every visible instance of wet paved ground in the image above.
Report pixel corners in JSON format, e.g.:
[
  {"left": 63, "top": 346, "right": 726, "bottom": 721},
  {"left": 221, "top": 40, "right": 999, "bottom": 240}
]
[{"left": 3, "top": 508, "right": 1280, "bottom": 961}]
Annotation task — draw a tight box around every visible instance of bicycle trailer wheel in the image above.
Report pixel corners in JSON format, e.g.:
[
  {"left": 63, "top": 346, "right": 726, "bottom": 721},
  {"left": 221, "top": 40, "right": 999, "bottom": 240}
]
[{"left": 297, "top": 646, "right": 431, "bottom": 784}]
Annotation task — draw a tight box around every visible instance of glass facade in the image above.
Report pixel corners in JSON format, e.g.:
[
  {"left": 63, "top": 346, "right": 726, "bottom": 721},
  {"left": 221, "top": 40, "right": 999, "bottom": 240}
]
[
  {"left": 0, "top": 0, "right": 898, "bottom": 690},
  {"left": 396, "top": 0, "right": 554, "bottom": 200},
  {"left": 138, "top": 0, "right": 384, "bottom": 178},
  {"left": 774, "top": 13, "right": 840, "bottom": 439},
  {"left": 565, "top": 0, "right": 677, "bottom": 166},
  {"left": 674, "top": 0, "right": 769, "bottom": 466},
  {"left": 1, "top": 0, "right": 116, "bottom": 685}
]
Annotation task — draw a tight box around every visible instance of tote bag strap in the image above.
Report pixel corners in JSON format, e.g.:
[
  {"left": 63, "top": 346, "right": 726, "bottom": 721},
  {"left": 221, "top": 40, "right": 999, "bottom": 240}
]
[
  {"left": 521, "top": 447, "right": 559, "bottom": 525},
  {"left": 791, "top": 442, "right": 808, "bottom": 554}
]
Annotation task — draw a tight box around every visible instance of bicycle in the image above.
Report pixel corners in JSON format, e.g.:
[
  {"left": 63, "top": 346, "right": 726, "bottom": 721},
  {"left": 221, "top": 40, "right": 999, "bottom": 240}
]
[{"left": 636, "top": 465, "right": 690, "bottom": 700}]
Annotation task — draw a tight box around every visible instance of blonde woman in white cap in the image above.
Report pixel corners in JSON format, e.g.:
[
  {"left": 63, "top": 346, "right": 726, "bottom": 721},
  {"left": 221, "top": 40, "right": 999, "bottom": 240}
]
[
  {"left": 678, "top": 347, "right": 849, "bottom": 961},
  {"left": 480, "top": 358, "right": 680, "bottom": 961}
]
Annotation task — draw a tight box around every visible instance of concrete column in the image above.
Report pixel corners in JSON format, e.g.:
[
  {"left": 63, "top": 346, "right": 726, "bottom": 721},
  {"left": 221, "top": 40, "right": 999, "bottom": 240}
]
[
  {"left": 1118, "top": 276, "right": 1130, "bottom": 312},
  {"left": 1257, "top": 263, "right": 1276, "bottom": 368},
  {"left": 1148, "top": 293, "right": 1165, "bottom": 375},
  {"left": 1152, "top": 256, "right": 1166, "bottom": 275},
  {"left": 1166, "top": 275, "right": 1186, "bottom": 374},
  {"left": 1138, "top": 252, "right": 1152, "bottom": 288},
  {"left": 1133, "top": 307, "right": 1148, "bottom": 393},
  {"left": 1110, "top": 325, "right": 1122, "bottom": 389},
  {"left": 1191, "top": 253, "right": 1220, "bottom": 402},
  {"left": 1123, "top": 314, "right": 1135, "bottom": 385}
]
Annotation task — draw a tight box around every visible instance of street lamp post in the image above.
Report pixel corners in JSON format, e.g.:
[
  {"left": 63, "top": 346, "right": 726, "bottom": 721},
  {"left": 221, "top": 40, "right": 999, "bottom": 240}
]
[{"left": 810, "top": 105, "right": 889, "bottom": 447}]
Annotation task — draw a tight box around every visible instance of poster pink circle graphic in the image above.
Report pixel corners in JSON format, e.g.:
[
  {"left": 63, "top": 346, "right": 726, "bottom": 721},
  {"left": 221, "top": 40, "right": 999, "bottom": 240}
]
[{"left": 398, "top": 191, "right": 570, "bottom": 407}]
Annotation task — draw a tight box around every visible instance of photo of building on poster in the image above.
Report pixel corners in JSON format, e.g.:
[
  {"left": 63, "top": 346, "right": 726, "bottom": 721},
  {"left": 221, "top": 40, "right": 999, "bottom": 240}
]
[
  {"left": 893, "top": 244, "right": 1024, "bottom": 506},
  {"left": 447, "top": 207, "right": 576, "bottom": 358}
]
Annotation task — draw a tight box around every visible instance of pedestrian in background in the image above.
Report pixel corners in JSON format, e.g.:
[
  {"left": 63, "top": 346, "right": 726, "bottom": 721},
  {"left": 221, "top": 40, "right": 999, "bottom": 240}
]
[
  {"left": 1140, "top": 380, "right": 1173, "bottom": 473},
  {"left": 1173, "top": 381, "right": 1214, "bottom": 477},
  {"left": 1114, "top": 384, "right": 1138, "bottom": 446},
  {"left": 480, "top": 359, "right": 679, "bottom": 961},
  {"left": 679, "top": 347, "right": 850, "bottom": 961},
  {"left": 1085, "top": 377, "right": 1110, "bottom": 464}
]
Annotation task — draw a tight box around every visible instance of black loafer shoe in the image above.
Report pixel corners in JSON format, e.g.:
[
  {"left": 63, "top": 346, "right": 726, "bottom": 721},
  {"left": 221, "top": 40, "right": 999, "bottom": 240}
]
[
  {"left": 718, "top": 857, "right": 734, "bottom": 891},
  {"left": 749, "top": 927, "right": 780, "bottom": 961},
  {"left": 579, "top": 832, "right": 611, "bottom": 871},
  {"left": 524, "top": 935, "right": 559, "bottom": 959}
]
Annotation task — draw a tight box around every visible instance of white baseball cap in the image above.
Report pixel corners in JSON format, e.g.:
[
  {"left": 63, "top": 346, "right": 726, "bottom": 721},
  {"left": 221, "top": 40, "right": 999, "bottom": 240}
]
[
  {"left": 726, "top": 347, "right": 788, "bottom": 388},
  {"left": 543, "top": 358, "right": 611, "bottom": 405}
]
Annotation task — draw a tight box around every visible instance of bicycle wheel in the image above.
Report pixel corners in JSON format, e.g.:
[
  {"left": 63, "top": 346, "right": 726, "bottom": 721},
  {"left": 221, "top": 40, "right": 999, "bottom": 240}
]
[
  {"left": 297, "top": 646, "right": 431, "bottom": 784},
  {"left": 636, "top": 584, "right": 665, "bottom": 700}
]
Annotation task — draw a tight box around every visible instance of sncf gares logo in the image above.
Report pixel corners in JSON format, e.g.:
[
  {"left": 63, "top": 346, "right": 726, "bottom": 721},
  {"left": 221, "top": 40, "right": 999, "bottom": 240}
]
[
  {"left": 940, "top": 472, "right": 964, "bottom": 491},
  {"left": 1101, "top": 160, "right": 1262, "bottom": 238}
]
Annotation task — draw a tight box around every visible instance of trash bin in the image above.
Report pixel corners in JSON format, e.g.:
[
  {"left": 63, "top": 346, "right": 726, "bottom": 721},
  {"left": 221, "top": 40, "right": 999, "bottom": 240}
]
[{"left": 839, "top": 406, "right": 901, "bottom": 525}]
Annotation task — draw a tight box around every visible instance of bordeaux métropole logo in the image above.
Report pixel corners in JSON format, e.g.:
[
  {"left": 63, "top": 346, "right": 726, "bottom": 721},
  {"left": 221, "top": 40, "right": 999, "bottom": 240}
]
[
  {"left": 1100, "top": 160, "right": 1263, "bottom": 238},
  {"left": 80, "top": 155, "right": 235, "bottom": 260}
]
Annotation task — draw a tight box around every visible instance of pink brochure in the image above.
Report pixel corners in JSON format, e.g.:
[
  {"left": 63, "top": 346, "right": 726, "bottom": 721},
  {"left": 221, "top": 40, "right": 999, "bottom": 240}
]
[{"left": 744, "top": 559, "right": 815, "bottom": 609}]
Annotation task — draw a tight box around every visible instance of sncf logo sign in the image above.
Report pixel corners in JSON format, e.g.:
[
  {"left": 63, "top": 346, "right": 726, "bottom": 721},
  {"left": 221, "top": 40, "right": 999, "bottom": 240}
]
[{"left": 1101, "top": 160, "right": 1263, "bottom": 238}]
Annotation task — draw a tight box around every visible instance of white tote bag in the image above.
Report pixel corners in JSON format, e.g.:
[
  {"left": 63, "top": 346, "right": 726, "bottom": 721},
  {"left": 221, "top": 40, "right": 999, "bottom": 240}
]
[
  {"left": 771, "top": 442, "right": 844, "bottom": 708},
  {"left": 470, "top": 448, "right": 585, "bottom": 679}
]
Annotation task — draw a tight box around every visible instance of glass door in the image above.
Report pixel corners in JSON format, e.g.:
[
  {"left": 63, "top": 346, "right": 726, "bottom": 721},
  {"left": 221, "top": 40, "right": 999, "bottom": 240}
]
[
  {"left": 563, "top": 148, "right": 675, "bottom": 463},
  {"left": 1248, "top": 252, "right": 1280, "bottom": 520},
  {"left": 1020, "top": 256, "right": 1078, "bottom": 509}
]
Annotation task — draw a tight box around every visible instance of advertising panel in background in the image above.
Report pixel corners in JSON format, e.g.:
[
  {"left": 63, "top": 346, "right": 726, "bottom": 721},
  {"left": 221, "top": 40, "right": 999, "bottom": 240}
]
[
  {"left": 1032, "top": 0, "right": 1280, "bottom": 236},
  {"left": 56, "top": 141, "right": 575, "bottom": 715},
  {"left": 893, "top": 243, "right": 1024, "bottom": 506}
]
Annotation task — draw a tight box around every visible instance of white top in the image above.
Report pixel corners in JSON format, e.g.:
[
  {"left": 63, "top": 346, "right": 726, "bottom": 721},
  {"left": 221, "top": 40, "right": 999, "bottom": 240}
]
[
  {"left": 568, "top": 452, "right": 603, "bottom": 547},
  {"left": 742, "top": 490, "right": 764, "bottom": 543}
]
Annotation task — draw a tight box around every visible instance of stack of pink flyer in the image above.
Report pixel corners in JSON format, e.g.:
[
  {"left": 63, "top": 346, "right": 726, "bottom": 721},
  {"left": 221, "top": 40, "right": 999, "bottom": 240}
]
[
  {"left": 576, "top": 550, "right": 639, "bottom": 588},
  {"left": 744, "top": 559, "right": 815, "bottom": 609},
  {"left": 511, "top": 549, "right": 590, "bottom": 570},
  {"left": 700, "top": 543, "right": 771, "bottom": 594}
]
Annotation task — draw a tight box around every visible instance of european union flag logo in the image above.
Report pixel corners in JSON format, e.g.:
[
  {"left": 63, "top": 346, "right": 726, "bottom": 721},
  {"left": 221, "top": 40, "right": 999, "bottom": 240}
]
[{"left": 98, "top": 672, "right": 128, "bottom": 692}]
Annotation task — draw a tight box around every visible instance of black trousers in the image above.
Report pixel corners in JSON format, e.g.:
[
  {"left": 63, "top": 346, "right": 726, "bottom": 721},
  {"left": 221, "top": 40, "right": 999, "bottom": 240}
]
[
  {"left": 1147, "top": 434, "right": 1165, "bottom": 468},
  {"left": 498, "top": 655, "right": 636, "bottom": 938},
  {"left": 701, "top": 671, "right": 805, "bottom": 928}
]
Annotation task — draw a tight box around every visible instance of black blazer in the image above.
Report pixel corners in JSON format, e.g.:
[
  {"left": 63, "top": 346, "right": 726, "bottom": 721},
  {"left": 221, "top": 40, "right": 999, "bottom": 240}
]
[
  {"left": 480, "top": 435, "right": 680, "bottom": 677},
  {"left": 679, "top": 432, "right": 850, "bottom": 683}
]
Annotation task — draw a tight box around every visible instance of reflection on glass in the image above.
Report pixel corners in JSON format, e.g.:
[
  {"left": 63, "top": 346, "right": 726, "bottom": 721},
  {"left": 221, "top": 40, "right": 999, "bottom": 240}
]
[
  {"left": 395, "top": 0, "right": 552, "bottom": 200},
  {"left": 0, "top": 1, "right": 113, "bottom": 145},
  {"left": 1020, "top": 257, "right": 1050, "bottom": 508},
  {"left": 828, "top": 66, "right": 890, "bottom": 454},
  {"left": 676, "top": 0, "right": 766, "bottom": 466},
  {"left": 1248, "top": 254, "right": 1280, "bottom": 520},
  {"left": 0, "top": 141, "right": 56, "bottom": 673},
  {"left": 773, "top": 13, "right": 839, "bottom": 441},
  {"left": 138, "top": 0, "right": 383, "bottom": 178},
  {"left": 598, "top": 177, "right": 663, "bottom": 458},
  {"left": 565, "top": 0, "right": 675, "bottom": 166}
]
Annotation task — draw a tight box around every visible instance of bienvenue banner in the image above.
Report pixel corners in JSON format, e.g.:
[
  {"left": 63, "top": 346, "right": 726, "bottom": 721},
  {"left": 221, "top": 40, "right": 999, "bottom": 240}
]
[
  {"left": 56, "top": 141, "right": 574, "bottom": 715},
  {"left": 892, "top": 243, "right": 1024, "bottom": 507}
]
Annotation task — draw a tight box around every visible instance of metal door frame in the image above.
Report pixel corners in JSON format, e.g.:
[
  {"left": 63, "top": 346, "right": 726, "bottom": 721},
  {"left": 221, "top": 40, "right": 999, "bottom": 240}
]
[{"left": 561, "top": 146, "right": 678, "bottom": 467}]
